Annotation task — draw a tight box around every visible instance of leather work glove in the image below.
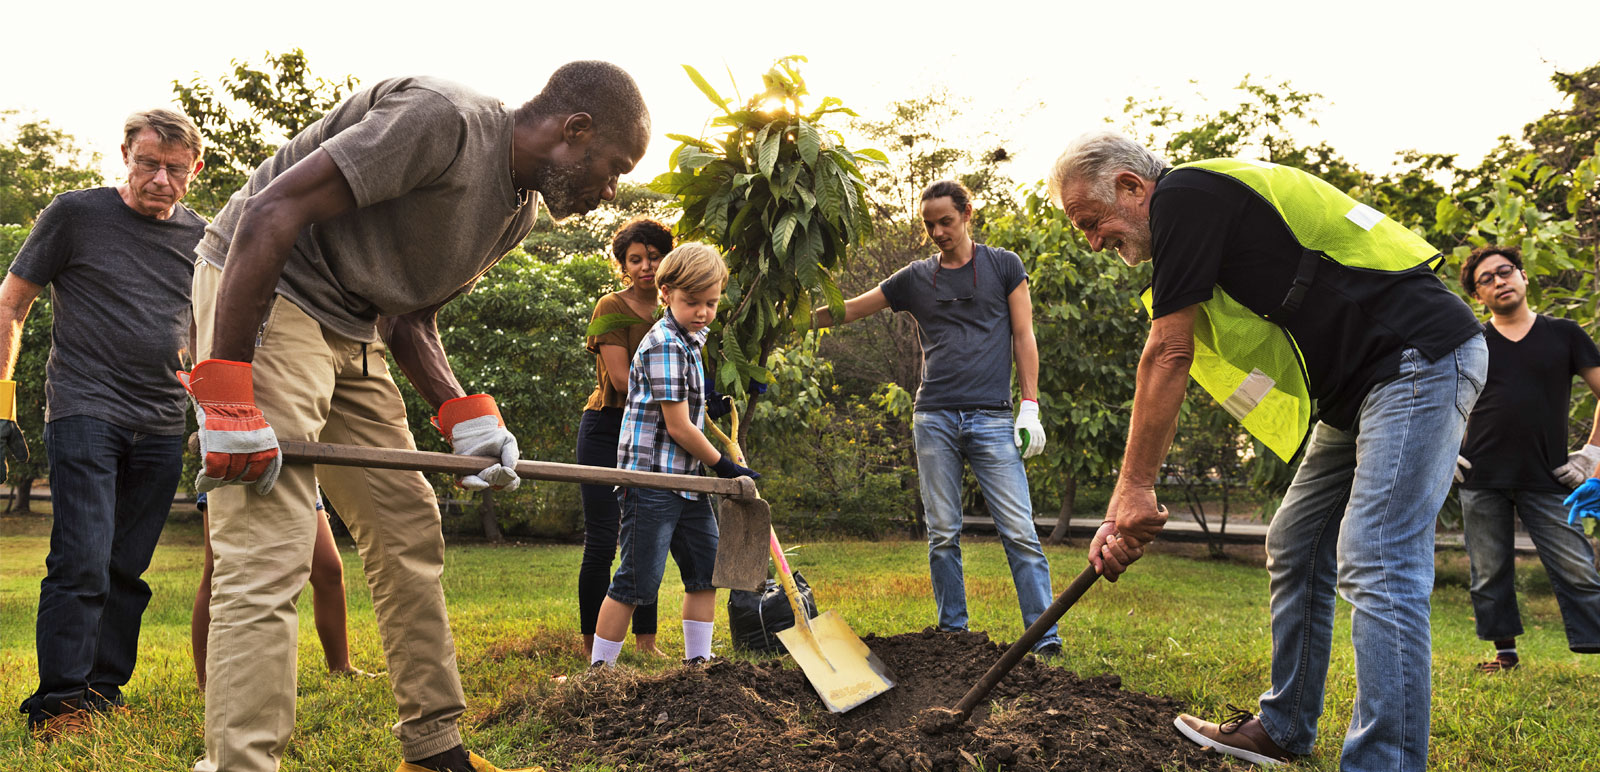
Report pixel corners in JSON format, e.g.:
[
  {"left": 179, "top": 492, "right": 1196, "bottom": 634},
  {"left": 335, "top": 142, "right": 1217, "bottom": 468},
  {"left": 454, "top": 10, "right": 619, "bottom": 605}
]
[
  {"left": 434, "top": 394, "right": 521, "bottom": 491},
  {"left": 1565, "top": 477, "right": 1600, "bottom": 526},
  {"left": 710, "top": 453, "right": 760, "bottom": 480},
  {"left": 0, "top": 380, "right": 29, "bottom": 482},
  {"left": 1014, "top": 399, "right": 1045, "bottom": 459},
  {"left": 1454, "top": 455, "right": 1471, "bottom": 484},
  {"left": 1553, "top": 444, "right": 1600, "bottom": 489},
  {"left": 178, "top": 360, "right": 282, "bottom": 494}
]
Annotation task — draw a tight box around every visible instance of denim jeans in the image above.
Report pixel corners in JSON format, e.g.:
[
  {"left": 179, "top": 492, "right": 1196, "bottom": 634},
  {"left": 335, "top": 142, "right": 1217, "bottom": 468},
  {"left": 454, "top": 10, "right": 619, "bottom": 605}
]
[
  {"left": 1256, "top": 336, "right": 1486, "bottom": 772},
  {"left": 912, "top": 408, "right": 1059, "bottom": 651},
  {"left": 1461, "top": 488, "right": 1600, "bottom": 652},
  {"left": 607, "top": 487, "right": 718, "bottom": 606},
  {"left": 576, "top": 408, "right": 657, "bottom": 634},
  {"left": 21, "top": 415, "right": 182, "bottom": 722}
]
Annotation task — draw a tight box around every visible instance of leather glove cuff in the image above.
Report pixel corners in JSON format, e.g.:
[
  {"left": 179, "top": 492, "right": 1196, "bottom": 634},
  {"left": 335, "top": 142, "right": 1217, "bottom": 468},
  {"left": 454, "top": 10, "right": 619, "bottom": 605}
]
[{"left": 434, "top": 394, "right": 502, "bottom": 438}]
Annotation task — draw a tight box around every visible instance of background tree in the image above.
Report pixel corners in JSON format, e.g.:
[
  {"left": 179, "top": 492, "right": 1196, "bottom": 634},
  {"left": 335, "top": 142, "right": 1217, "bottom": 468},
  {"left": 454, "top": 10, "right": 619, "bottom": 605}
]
[
  {"left": 173, "top": 49, "right": 359, "bottom": 216},
  {"left": 0, "top": 112, "right": 102, "bottom": 226},
  {"left": 650, "top": 56, "right": 885, "bottom": 449}
]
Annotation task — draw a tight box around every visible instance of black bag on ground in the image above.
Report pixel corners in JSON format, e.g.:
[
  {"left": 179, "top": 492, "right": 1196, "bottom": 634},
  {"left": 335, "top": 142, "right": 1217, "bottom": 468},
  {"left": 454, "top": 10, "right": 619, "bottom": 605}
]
[{"left": 727, "top": 572, "right": 818, "bottom": 652}]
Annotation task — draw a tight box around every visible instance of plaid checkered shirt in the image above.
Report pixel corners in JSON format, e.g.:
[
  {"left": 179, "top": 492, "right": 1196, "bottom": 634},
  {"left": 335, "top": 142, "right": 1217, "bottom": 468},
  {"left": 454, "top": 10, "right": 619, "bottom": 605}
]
[{"left": 617, "top": 309, "right": 710, "bottom": 499}]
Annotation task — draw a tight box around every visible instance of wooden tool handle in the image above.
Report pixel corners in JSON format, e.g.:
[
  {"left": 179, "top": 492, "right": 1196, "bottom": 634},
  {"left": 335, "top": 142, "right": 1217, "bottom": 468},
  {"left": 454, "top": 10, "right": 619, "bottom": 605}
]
[
  {"left": 952, "top": 564, "right": 1100, "bottom": 718},
  {"left": 186, "top": 436, "right": 756, "bottom": 498}
]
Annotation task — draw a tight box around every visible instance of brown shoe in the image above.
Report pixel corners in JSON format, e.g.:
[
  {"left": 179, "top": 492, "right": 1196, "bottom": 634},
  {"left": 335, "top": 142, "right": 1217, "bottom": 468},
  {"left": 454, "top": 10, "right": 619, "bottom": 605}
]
[
  {"left": 1174, "top": 706, "right": 1295, "bottom": 766},
  {"left": 1476, "top": 654, "right": 1519, "bottom": 673},
  {"left": 29, "top": 707, "right": 92, "bottom": 743}
]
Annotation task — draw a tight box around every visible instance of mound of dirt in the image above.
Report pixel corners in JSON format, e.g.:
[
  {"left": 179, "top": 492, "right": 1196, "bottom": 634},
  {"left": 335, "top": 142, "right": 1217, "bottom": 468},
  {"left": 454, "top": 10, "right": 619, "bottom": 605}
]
[{"left": 484, "top": 630, "right": 1237, "bottom": 771}]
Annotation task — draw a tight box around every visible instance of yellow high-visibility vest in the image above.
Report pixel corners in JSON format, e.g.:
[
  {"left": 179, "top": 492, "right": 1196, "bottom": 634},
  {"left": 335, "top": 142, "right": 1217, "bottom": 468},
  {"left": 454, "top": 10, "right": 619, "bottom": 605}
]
[{"left": 1142, "top": 158, "right": 1441, "bottom": 460}]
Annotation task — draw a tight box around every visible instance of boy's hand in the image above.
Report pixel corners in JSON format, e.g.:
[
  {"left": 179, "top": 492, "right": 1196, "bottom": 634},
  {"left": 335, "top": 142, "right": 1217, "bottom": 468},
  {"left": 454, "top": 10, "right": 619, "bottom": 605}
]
[{"left": 711, "top": 454, "right": 760, "bottom": 480}]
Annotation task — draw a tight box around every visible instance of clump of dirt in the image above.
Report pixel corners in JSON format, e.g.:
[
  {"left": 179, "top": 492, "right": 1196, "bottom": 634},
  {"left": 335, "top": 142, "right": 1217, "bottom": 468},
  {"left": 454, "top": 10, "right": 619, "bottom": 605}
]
[{"left": 483, "top": 630, "right": 1236, "bottom": 771}]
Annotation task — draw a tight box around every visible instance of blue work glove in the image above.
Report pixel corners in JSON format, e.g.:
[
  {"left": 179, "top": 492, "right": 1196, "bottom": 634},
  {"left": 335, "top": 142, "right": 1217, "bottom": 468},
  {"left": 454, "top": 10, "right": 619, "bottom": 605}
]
[
  {"left": 1566, "top": 478, "right": 1600, "bottom": 525},
  {"left": 704, "top": 381, "right": 732, "bottom": 420},
  {"left": 748, "top": 378, "right": 768, "bottom": 396},
  {"left": 710, "top": 453, "right": 760, "bottom": 480}
]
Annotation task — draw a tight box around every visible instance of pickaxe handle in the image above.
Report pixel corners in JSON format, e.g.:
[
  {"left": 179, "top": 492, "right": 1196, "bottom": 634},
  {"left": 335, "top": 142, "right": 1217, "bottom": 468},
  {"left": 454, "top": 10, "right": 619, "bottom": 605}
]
[{"left": 191, "top": 437, "right": 758, "bottom": 499}]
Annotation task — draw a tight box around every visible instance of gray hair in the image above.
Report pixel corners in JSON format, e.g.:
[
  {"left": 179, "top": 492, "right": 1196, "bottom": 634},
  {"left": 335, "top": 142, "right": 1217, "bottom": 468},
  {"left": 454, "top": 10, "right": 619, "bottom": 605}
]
[
  {"left": 123, "top": 108, "right": 203, "bottom": 159},
  {"left": 1048, "top": 131, "right": 1167, "bottom": 207}
]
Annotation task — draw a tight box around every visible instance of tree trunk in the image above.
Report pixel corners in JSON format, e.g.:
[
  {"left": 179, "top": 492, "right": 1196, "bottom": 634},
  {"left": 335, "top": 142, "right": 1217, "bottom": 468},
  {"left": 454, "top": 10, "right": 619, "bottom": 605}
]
[
  {"left": 478, "top": 490, "right": 504, "bottom": 543},
  {"left": 1046, "top": 474, "right": 1077, "bottom": 546},
  {"left": 10, "top": 477, "right": 35, "bottom": 514}
]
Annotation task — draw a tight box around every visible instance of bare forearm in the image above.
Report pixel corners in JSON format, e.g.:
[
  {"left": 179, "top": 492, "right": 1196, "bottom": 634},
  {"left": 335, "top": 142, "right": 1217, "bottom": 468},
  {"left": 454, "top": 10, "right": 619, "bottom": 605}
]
[
  {"left": 664, "top": 412, "right": 722, "bottom": 466},
  {"left": 1117, "top": 340, "right": 1192, "bottom": 491},
  {"left": 210, "top": 205, "right": 299, "bottom": 363},
  {"left": 1588, "top": 401, "right": 1600, "bottom": 447},
  {"left": 1013, "top": 332, "right": 1039, "bottom": 402},
  {"left": 380, "top": 316, "right": 466, "bottom": 411},
  {"left": 0, "top": 309, "right": 25, "bottom": 381}
]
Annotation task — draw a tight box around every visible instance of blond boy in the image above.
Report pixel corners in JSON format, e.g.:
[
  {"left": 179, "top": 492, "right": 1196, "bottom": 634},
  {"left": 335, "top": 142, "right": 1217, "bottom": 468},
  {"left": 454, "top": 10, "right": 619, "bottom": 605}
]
[{"left": 591, "top": 243, "right": 757, "bottom": 666}]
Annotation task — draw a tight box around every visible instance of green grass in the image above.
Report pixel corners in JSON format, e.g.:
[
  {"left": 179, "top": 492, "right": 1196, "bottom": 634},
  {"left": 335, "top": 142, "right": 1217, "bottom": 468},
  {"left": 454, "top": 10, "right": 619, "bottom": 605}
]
[{"left": 2, "top": 513, "right": 1597, "bottom": 770}]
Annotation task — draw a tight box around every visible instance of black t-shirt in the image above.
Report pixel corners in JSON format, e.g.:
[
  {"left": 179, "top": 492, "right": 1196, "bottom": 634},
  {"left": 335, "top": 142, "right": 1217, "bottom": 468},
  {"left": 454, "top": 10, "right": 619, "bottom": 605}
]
[
  {"left": 9, "top": 187, "right": 204, "bottom": 434},
  {"left": 1461, "top": 315, "right": 1600, "bottom": 492},
  {"left": 1149, "top": 167, "right": 1482, "bottom": 431}
]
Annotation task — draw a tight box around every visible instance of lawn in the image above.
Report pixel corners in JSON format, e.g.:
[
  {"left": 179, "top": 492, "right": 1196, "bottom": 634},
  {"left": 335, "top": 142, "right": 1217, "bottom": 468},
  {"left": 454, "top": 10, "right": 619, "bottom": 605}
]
[{"left": 2, "top": 512, "right": 1596, "bottom": 771}]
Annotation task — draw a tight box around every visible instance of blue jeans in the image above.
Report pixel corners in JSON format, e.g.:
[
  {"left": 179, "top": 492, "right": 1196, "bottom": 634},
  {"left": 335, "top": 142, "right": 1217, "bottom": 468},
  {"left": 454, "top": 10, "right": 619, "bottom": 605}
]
[
  {"left": 1461, "top": 488, "right": 1600, "bottom": 652},
  {"left": 1257, "top": 336, "right": 1486, "bottom": 772},
  {"left": 21, "top": 416, "right": 183, "bottom": 722},
  {"left": 912, "top": 408, "right": 1059, "bottom": 650},
  {"left": 607, "top": 487, "right": 718, "bottom": 606}
]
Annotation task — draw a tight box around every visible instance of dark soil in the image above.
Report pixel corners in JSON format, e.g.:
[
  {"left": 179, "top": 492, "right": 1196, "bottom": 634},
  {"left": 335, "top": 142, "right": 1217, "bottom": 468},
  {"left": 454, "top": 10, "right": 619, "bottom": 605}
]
[{"left": 484, "top": 630, "right": 1239, "bottom": 771}]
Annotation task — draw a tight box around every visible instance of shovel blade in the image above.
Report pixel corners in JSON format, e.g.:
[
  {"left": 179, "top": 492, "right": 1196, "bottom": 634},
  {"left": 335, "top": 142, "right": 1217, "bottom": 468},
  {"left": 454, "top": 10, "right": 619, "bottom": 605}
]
[
  {"left": 712, "top": 496, "right": 771, "bottom": 591},
  {"left": 777, "top": 610, "right": 895, "bottom": 713}
]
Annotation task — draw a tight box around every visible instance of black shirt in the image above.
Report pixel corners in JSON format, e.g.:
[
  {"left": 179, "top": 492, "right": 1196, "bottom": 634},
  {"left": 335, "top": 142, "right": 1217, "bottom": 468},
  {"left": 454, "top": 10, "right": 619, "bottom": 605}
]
[
  {"left": 1149, "top": 167, "right": 1482, "bottom": 431},
  {"left": 1461, "top": 315, "right": 1600, "bottom": 492},
  {"left": 10, "top": 188, "right": 204, "bottom": 435}
]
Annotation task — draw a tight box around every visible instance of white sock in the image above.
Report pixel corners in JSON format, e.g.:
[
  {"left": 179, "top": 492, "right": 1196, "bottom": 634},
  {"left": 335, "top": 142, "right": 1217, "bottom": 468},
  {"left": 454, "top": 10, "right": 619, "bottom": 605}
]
[
  {"left": 683, "top": 620, "right": 714, "bottom": 661},
  {"left": 591, "top": 635, "right": 624, "bottom": 666}
]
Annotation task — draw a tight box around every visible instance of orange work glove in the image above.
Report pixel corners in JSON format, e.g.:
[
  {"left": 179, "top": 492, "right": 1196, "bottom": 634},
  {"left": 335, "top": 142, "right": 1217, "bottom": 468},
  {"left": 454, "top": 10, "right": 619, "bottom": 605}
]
[
  {"left": 178, "top": 359, "right": 281, "bottom": 494},
  {"left": 433, "top": 394, "right": 520, "bottom": 490}
]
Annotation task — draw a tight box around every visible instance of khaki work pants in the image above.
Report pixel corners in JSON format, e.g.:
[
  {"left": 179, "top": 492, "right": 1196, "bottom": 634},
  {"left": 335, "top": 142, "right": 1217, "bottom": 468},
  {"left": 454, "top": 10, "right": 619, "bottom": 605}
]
[{"left": 192, "top": 261, "right": 465, "bottom": 772}]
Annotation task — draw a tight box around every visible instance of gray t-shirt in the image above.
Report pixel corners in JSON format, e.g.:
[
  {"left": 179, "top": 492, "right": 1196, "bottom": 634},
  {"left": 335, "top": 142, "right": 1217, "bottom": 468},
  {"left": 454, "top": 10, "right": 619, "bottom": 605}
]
[
  {"left": 197, "top": 76, "right": 538, "bottom": 342},
  {"left": 10, "top": 187, "right": 205, "bottom": 434},
  {"left": 878, "top": 244, "right": 1028, "bottom": 411}
]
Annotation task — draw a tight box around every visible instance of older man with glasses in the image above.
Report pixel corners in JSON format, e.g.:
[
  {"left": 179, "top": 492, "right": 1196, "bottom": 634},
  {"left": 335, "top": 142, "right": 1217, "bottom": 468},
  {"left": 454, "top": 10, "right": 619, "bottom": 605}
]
[
  {"left": 810, "top": 179, "right": 1061, "bottom": 657},
  {"left": 6, "top": 109, "right": 207, "bottom": 741}
]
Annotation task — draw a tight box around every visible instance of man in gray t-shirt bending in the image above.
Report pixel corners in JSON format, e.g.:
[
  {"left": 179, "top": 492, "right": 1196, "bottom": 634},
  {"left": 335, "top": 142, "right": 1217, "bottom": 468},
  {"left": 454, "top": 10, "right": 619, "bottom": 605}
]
[
  {"left": 812, "top": 180, "right": 1060, "bottom": 655},
  {"left": 186, "top": 62, "right": 648, "bottom": 772}
]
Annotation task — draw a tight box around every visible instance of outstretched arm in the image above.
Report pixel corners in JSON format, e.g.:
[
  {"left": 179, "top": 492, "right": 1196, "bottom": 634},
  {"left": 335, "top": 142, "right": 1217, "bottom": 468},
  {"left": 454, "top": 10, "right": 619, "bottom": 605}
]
[{"left": 811, "top": 286, "right": 890, "bottom": 328}]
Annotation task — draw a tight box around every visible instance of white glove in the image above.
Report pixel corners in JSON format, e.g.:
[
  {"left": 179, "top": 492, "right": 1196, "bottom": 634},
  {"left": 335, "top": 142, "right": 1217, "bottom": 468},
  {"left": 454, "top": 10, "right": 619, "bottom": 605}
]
[
  {"left": 435, "top": 395, "right": 521, "bottom": 491},
  {"left": 1553, "top": 444, "right": 1600, "bottom": 489},
  {"left": 1454, "top": 455, "right": 1471, "bottom": 484},
  {"left": 1014, "top": 399, "right": 1046, "bottom": 459}
]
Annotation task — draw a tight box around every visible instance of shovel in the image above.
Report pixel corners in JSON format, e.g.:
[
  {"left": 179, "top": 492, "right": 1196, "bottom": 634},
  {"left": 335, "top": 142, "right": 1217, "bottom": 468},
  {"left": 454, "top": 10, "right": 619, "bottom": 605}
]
[
  {"left": 705, "top": 404, "right": 895, "bottom": 713},
  {"left": 187, "top": 436, "right": 772, "bottom": 590}
]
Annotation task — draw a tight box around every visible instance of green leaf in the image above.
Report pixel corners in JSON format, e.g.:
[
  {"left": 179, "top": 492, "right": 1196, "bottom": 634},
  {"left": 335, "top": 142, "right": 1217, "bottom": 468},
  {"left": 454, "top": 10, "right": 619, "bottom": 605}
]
[
  {"left": 772, "top": 212, "right": 798, "bottom": 259},
  {"left": 759, "top": 125, "right": 782, "bottom": 178},
  {"left": 820, "top": 272, "right": 846, "bottom": 324},
  {"left": 855, "top": 147, "right": 889, "bottom": 165},
  {"left": 666, "top": 133, "right": 718, "bottom": 151},
  {"left": 797, "top": 122, "right": 821, "bottom": 166},
  {"left": 585, "top": 313, "right": 649, "bottom": 337},
  {"left": 683, "top": 64, "right": 731, "bottom": 113}
]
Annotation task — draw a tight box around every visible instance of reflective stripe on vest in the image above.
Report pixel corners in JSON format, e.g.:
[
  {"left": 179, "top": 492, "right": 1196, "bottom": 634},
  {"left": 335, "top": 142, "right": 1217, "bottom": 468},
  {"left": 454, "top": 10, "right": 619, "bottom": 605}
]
[{"left": 1154, "top": 159, "right": 1442, "bottom": 461}]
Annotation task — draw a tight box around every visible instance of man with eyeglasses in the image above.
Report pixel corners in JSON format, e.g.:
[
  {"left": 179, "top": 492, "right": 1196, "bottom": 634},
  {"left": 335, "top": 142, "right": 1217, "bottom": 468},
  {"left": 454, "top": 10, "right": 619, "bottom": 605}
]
[
  {"left": 811, "top": 179, "right": 1061, "bottom": 657},
  {"left": 1454, "top": 244, "right": 1600, "bottom": 674},
  {"left": 5, "top": 109, "right": 207, "bottom": 741}
]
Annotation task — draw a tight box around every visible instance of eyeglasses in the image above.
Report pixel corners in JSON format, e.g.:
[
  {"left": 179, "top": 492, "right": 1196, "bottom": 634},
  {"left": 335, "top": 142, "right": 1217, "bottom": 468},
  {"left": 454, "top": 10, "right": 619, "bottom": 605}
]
[
  {"left": 131, "top": 158, "right": 193, "bottom": 182},
  {"left": 1474, "top": 263, "right": 1519, "bottom": 288},
  {"left": 933, "top": 254, "right": 978, "bottom": 303}
]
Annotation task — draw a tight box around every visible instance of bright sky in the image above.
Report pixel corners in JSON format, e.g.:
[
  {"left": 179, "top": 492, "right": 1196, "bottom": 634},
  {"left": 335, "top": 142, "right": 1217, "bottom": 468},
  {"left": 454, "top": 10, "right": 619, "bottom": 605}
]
[{"left": 5, "top": 0, "right": 1598, "bottom": 192}]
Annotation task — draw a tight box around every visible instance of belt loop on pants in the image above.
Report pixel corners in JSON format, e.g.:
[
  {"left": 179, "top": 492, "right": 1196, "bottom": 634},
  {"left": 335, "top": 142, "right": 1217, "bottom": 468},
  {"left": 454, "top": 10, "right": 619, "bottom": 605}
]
[{"left": 361, "top": 342, "right": 368, "bottom": 376}]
